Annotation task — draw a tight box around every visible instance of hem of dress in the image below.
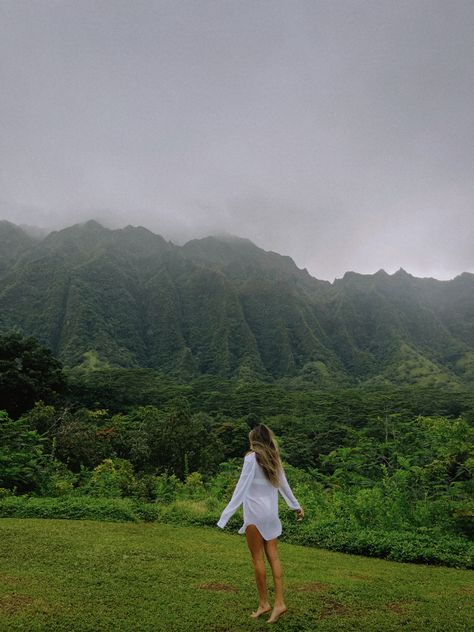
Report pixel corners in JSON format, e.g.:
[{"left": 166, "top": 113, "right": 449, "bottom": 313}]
[{"left": 238, "top": 523, "right": 282, "bottom": 541}]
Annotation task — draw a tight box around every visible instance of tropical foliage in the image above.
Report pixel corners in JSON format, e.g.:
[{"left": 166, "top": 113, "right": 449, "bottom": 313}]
[{"left": 1, "top": 333, "right": 472, "bottom": 567}]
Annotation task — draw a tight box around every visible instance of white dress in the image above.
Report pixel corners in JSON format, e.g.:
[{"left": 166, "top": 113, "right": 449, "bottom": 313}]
[{"left": 216, "top": 451, "right": 301, "bottom": 541}]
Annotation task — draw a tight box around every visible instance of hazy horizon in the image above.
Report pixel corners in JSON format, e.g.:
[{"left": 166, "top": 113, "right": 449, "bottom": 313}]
[{"left": 1, "top": 1, "right": 473, "bottom": 282}]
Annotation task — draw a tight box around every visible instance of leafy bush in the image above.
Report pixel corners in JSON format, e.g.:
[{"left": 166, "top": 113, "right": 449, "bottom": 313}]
[
  {"left": 152, "top": 472, "right": 183, "bottom": 503},
  {"left": 0, "top": 410, "right": 47, "bottom": 493},
  {"left": 81, "top": 458, "right": 137, "bottom": 498},
  {"left": 37, "top": 458, "right": 78, "bottom": 497},
  {"left": 184, "top": 472, "right": 205, "bottom": 498},
  {"left": 0, "top": 496, "right": 140, "bottom": 522}
]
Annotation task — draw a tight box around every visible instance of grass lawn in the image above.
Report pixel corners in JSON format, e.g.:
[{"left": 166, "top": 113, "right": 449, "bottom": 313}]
[{"left": 0, "top": 518, "right": 472, "bottom": 631}]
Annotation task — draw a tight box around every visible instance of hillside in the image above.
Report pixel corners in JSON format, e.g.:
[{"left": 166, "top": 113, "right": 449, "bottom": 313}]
[
  {"left": 0, "top": 219, "right": 473, "bottom": 386},
  {"left": 0, "top": 518, "right": 472, "bottom": 631}
]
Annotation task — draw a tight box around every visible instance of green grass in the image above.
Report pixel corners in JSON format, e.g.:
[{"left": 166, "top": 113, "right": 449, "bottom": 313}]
[
  {"left": 0, "top": 519, "right": 473, "bottom": 631},
  {"left": 2, "top": 495, "right": 471, "bottom": 568}
]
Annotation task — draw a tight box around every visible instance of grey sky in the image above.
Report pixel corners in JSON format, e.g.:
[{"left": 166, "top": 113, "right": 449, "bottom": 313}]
[{"left": 1, "top": 0, "right": 473, "bottom": 282}]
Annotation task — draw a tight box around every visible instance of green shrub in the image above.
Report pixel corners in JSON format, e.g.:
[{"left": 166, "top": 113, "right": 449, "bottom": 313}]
[
  {"left": 184, "top": 472, "right": 205, "bottom": 498},
  {"left": 82, "top": 458, "right": 137, "bottom": 498},
  {"left": 0, "top": 411, "right": 47, "bottom": 493},
  {"left": 152, "top": 472, "right": 183, "bottom": 503},
  {"left": 0, "top": 495, "right": 139, "bottom": 522},
  {"left": 36, "top": 458, "right": 78, "bottom": 497}
]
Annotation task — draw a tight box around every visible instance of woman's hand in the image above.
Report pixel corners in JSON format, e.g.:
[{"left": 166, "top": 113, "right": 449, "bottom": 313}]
[{"left": 295, "top": 507, "right": 304, "bottom": 521}]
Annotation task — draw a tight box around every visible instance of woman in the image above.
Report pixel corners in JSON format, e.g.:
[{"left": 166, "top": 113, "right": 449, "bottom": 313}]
[{"left": 217, "top": 424, "right": 304, "bottom": 624}]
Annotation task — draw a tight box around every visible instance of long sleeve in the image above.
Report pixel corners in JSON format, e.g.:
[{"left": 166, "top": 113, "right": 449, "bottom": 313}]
[
  {"left": 217, "top": 453, "right": 256, "bottom": 529},
  {"left": 278, "top": 466, "right": 301, "bottom": 510}
]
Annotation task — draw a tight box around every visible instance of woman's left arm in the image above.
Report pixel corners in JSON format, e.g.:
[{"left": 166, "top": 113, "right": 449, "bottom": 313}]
[
  {"left": 277, "top": 466, "right": 301, "bottom": 511},
  {"left": 217, "top": 453, "right": 256, "bottom": 529}
]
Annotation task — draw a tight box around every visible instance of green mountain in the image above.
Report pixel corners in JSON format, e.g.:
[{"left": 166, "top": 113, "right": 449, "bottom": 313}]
[
  {"left": 1, "top": 219, "right": 473, "bottom": 387},
  {"left": 0, "top": 220, "right": 37, "bottom": 277}
]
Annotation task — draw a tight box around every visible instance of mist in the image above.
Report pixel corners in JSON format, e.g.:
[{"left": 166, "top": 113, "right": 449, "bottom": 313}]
[{"left": 1, "top": 1, "right": 473, "bottom": 281}]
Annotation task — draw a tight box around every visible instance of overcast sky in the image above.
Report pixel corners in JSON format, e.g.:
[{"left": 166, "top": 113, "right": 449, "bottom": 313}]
[{"left": 1, "top": 1, "right": 473, "bottom": 282}]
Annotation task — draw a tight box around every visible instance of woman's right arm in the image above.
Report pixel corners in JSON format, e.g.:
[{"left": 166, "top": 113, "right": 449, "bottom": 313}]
[
  {"left": 278, "top": 466, "right": 301, "bottom": 511},
  {"left": 216, "top": 453, "right": 256, "bottom": 529}
]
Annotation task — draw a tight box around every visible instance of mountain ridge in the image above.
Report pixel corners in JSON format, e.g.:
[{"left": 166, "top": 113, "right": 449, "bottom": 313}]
[
  {"left": 1, "top": 218, "right": 473, "bottom": 387},
  {"left": 3, "top": 217, "right": 469, "bottom": 283}
]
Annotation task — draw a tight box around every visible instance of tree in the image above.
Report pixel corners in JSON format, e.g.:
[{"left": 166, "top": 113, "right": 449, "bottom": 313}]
[{"left": 0, "top": 332, "right": 66, "bottom": 418}]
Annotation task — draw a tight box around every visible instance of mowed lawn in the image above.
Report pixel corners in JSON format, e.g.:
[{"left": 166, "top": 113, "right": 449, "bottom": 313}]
[{"left": 0, "top": 518, "right": 472, "bottom": 631}]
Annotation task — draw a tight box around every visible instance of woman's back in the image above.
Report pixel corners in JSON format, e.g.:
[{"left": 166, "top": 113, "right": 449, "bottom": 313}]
[{"left": 217, "top": 451, "right": 301, "bottom": 541}]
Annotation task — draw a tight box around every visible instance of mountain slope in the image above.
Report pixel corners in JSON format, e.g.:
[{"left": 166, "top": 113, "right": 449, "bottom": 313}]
[
  {"left": 0, "top": 219, "right": 37, "bottom": 278},
  {"left": 0, "top": 219, "right": 472, "bottom": 386}
]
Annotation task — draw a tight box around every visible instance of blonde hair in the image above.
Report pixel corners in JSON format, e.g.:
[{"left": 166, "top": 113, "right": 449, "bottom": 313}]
[{"left": 246, "top": 424, "right": 282, "bottom": 487}]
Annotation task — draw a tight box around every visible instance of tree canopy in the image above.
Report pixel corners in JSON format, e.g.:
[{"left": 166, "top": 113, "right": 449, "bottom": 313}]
[{"left": 0, "top": 331, "right": 66, "bottom": 418}]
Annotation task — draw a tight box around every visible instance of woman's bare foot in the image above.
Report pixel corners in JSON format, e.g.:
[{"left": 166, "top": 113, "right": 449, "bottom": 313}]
[
  {"left": 250, "top": 603, "right": 271, "bottom": 618},
  {"left": 267, "top": 604, "right": 288, "bottom": 623}
]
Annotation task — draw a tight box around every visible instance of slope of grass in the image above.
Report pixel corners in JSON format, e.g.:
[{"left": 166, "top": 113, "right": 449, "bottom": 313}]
[
  {"left": 1, "top": 495, "right": 472, "bottom": 569},
  {"left": 0, "top": 519, "right": 473, "bottom": 631}
]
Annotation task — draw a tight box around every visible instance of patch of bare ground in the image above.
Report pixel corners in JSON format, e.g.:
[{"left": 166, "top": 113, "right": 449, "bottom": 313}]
[
  {"left": 0, "top": 591, "right": 57, "bottom": 616},
  {"left": 386, "top": 600, "right": 415, "bottom": 615},
  {"left": 0, "top": 573, "right": 22, "bottom": 587},
  {"left": 458, "top": 587, "right": 474, "bottom": 596},
  {"left": 0, "top": 592, "right": 35, "bottom": 615},
  {"left": 319, "top": 596, "right": 348, "bottom": 618},
  {"left": 199, "top": 582, "right": 238, "bottom": 592}
]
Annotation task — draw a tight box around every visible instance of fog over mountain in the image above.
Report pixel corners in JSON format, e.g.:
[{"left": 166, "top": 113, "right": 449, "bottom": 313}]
[{"left": 1, "top": 1, "right": 473, "bottom": 282}]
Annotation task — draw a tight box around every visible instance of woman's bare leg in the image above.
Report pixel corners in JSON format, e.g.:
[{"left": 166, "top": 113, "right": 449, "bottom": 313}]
[
  {"left": 245, "top": 525, "right": 271, "bottom": 618},
  {"left": 263, "top": 538, "right": 288, "bottom": 623}
]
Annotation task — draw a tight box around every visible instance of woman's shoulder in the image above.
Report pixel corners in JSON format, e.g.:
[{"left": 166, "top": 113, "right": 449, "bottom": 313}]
[{"left": 244, "top": 450, "right": 256, "bottom": 460}]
